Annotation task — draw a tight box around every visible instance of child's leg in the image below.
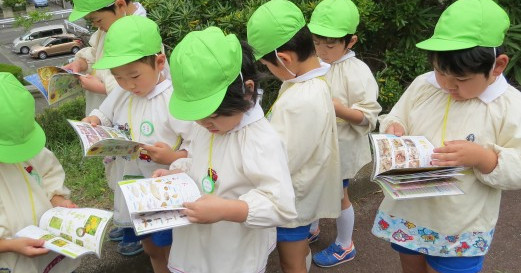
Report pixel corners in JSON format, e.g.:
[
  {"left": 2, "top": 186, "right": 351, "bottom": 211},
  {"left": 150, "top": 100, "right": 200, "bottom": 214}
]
[
  {"left": 277, "top": 240, "right": 310, "bottom": 273},
  {"left": 399, "top": 253, "right": 428, "bottom": 273},
  {"left": 142, "top": 237, "right": 170, "bottom": 273},
  {"left": 307, "top": 220, "right": 320, "bottom": 243},
  {"left": 336, "top": 185, "right": 354, "bottom": 248}
]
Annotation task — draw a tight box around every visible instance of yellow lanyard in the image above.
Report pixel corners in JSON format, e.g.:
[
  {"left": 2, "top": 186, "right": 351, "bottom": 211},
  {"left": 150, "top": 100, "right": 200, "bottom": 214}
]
[
  {"left": 208, "top": 134, "right": 215, "bottom": 174},
  {"left": 128, "top": 96, "right": 136, "bottom": 140},
  {"left": 441, "top": 96, "right": 452, "bottom": 146},
  {"left": 17, "top": 164, "right": 37, "bottom": 225}
]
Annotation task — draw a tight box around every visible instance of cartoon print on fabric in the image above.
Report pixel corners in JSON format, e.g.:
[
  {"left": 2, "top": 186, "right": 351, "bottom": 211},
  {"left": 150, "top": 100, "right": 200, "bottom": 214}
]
[
  {"left": 392, "top": 229, "right": 413, "bottom": 242},
  {"left": 473, "top": 237, "right": 489, "bottom": 252},
  {"left": 455, "top": 242, "right": 470, "bottom": 256},
  {"left": 418, "top": 228, "right": 439, "bottom": 243}
]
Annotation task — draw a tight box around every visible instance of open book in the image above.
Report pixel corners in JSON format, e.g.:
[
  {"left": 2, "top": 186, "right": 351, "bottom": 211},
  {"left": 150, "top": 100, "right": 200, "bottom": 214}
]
[
  {"left": 369, "top": 134, "right": 465, "bottom": 200},
  {"left": 119, "top": 173, "right": 201, "bottom": 236},
  {"left": 24, "top": 66, "right": 84, "bottom": 105},
  {"left": 15, "top": 207, "right": 113, "bottom": 259},
  {"left": 68, "top": 119, "right": 145, "bottom": 157}
]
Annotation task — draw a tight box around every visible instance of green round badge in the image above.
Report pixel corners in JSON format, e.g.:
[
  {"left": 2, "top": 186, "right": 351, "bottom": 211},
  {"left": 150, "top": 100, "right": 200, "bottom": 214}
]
[
  {"left": 201, "top": 176, "right": 215, "bottom": 194},
  {"left": 140, "top": 121, "right": 154, "bottom": 136}
]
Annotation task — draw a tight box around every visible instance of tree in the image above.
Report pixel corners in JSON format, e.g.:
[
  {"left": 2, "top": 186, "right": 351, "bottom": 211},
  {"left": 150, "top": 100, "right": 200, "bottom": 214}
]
[{"left": 14, "top": 10, "right": 52, "bottom": 31}]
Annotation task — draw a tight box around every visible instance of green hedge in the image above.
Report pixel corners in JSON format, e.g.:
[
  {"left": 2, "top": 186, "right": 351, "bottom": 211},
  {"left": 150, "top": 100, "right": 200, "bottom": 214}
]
[
  {"left": 0, "top": 63, "right": 24, "bottom": 83},
  {"left": 143, "top": 0, "right": 521, "bottom": 112}
]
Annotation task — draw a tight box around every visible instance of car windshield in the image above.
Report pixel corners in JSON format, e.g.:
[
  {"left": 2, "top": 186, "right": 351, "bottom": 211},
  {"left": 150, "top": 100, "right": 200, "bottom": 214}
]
[
  {"left": 40, "top": 37, "right": 55, "bottom": 46},
  {"left": 20, "top": 31, "right": 31, "bottom": 40}
]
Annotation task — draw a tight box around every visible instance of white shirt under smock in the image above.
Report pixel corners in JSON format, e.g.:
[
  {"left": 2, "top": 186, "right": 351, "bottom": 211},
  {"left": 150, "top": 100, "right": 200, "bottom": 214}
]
[
  {"left": 75, "top": 3, "right": 172, "bottom": 115},
  {"left": 167, "top": 103, "right": 297, "bottom": 273},
  {"left": 90, "top": 79, "right": 193, "bottom": 226},
  {"left": 0, "top": 148, "right": 80, "bottom": 273},
  {"left": 373, "top": 72, "right": 521, "bottom": 255},
  {"left": 268, "top": 63, "right": 342, "bottom": 227},
  {"left": 326, "top": 51, "right": 381, "bottom": 179}
]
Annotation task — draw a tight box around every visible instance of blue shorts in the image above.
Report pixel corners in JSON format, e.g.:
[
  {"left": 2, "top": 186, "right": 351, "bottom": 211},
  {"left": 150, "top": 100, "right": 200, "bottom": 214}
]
[
  {"left": 343, "top": 179, "right": 350, "bottom": 188},
  {"left": 391, "top": 243, "right": 485, "bottom": 273},
  {"left": 122, "top": 227, "right": 172, "bottom": 247},
  {"left": 277, "top": 224, "right": 311, "bottom": 242}
]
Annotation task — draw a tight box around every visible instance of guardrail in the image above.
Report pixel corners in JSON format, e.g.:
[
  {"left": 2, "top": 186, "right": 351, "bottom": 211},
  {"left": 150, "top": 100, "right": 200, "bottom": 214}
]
[{"left": 0, "top": 9, "right": 72, "bottom": 28}]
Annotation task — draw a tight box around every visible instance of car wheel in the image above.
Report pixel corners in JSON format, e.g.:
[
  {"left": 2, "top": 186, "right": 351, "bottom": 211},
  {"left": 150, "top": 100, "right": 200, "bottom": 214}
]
[
  {"left": 71, "top": 46, "right": 80, "bottom": 54},
  {"left": 38, "top": 52, "right": 47, "bottom": 59},
  {"left": 20, "top": 47, "right": 29, "bottom": 54}
]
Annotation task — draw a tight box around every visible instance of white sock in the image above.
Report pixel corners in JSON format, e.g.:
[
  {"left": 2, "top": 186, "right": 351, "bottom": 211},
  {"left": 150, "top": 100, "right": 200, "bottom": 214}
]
[
  {"left": 309, "top": 219, "right": 320, "bottom": 234},
  {"left": 306, "top": 249, "right": 312, "bottom": 272},
  {"left": 335, "top": 205, "right": 354, "bottom": 249}
]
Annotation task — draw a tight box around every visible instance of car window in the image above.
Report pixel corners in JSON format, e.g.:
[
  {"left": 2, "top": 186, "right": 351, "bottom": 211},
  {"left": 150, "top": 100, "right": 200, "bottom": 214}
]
[
  {"left": 40, "top": 30, "right": 54, "bottom": 37},
  {"left": 30, "top": 32, "right": 41, "bottom": 39},
  {"left": 53, "top": 29, "right": 64, "bottom": 35},
  {"left": 40, "top": 37, "right": 54, "bottom": 46}
]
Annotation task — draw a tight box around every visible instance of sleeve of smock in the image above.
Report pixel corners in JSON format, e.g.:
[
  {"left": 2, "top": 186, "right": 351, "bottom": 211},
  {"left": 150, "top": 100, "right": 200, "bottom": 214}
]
[
  {"left": 379, "top": 75, "right": 425, "bottom": 134},
  {"left": 271, "top": 83, "right": 331, "bottom": 172},
  {"left": 343, "top": 64, "right": 381, "bottom": 135},
  {"left": 89, "top": 89, "right": 120, "bottom": 126},
  {"left": 238, "top": 133, "right": 297, "bottom": 227},
  {"left": 97, "top": 69, "right": 119, "bottom": 95},
  {"left": 474, "top": 95, "right": 521, "bottom": 190},
  {"left": 74, "top": 30, "right": 103, "bottom": 74},
  {"left": 169, "top": 157, "right": 192, "bottom": 173},
  {"left": 169, "top": 119, "right": 194, "bottom": 153},
  {"left": 31, "top": 148, "right": 70, "bottom": 200}
]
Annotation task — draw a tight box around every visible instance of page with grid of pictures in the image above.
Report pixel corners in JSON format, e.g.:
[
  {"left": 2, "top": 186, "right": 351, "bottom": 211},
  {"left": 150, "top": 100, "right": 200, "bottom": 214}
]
[
  {"left": 119, "top": 173, "right": 201, "bottom": 236},
  {"left": 369, "top": 134, "right": 464, "bottom": 199},
  {"left": 15, "top": 207, "right": 113, "bottom": 259},
  {"left": 68, "top": 119, "right": 144, "bottom": 157}
]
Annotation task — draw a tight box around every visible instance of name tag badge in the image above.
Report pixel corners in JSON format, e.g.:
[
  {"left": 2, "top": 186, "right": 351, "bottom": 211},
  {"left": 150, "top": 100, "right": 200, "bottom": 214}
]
[{"left": 201, "top": 176, "right": 215, "bottom": 194}]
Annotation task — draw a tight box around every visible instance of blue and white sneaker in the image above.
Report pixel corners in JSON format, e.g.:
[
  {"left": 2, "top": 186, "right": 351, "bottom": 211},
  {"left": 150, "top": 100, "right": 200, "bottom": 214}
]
[
  {"left": 312, "top": 242, "right": 356, "bottom": 267},
  {"left": 307, "top": 229, "right": 320, "bottom": 244},
  {"left": 117, "top": 241, "right": 144, "bottom": 256},
  {"left": 108, "top": 227, "right": 124, "bottom": 241}
]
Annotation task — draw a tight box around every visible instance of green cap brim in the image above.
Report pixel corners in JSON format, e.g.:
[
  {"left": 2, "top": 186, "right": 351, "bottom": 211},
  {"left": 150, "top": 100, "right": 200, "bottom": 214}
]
[
  {"left": 416, "top": 38, "right": 478, "bottom": 51},
  {"left": 169, "top": 86, "right": 227, "bottom": 121},
  {"left": 92, "top": 55, "right": 144, "bottom": 70},
  {"left": 308, "top": 23, "right": 348, "bottom": 38},
  {"left": 69, "top": 9, "right": 90, "bottom": 22},
  {"left": 0, "top": 121, "right": 45, "bottom": 163}
]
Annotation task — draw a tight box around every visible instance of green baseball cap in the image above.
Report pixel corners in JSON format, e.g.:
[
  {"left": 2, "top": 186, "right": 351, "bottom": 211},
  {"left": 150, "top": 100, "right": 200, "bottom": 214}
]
[
  {"left": 416, "top": 0, "right": 510, "bottom": 51},
  {"left": 93, "top": 15, "right": 162, "bottom": 69},
  {"left": 247, "top": 0, "right": 306, "bottom": 60},
  {"left": 69, "top": 0, "right": 114, "bottom": 22},
  {"left": 169, "top": 27, "right": 242, "bottom": 121},
  {"left": 0, "top": 73, "right": 46, "bottom": 163},
  {"left": 308, "top": 0, "right": 360, "bottom": 37}
]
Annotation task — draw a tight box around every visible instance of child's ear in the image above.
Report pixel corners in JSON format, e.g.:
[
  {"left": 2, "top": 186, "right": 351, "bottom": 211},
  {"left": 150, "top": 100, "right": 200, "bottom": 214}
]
[
  {"left": 347, "top": 35, "right": 358, "bottom": 49},
  {"left": 277, "top": 51, "right": 293, "bottom": 65},
  {"left": 155, "top": 53, "right": 166, "bottom": 71},
  {"left": 244, "top": 79, "right": 255, "bottom": 94},
  {"left": 492, "top": 54, "right": 509, "bottom": 77}
]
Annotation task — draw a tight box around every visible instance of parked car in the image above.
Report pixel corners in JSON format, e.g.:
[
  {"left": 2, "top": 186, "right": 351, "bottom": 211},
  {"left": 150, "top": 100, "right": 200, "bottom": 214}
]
[
  {"left": 29, "top": 35, "right": 84, "bottom": 59},
  {"left": 12, "top": 24, "right": 67, "bottom": 54},
  {"left": 33, "top": 0, "right": 48, "bottom": 7}
]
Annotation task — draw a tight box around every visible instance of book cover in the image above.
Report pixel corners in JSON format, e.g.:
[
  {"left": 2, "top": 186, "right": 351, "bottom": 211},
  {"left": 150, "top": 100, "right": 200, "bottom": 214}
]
[
  {"left": 15, "top": 207, "right": 113, "bottom": 259},
  {"left": 369, "top": 134, "right": 464, "bottom": 199},
  {"left": 24, "top": 66, "right": 84, "bottom": 105}
]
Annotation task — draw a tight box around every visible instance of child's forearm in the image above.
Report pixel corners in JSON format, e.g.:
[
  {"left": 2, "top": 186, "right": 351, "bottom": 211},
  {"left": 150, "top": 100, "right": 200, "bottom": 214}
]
[
  {"left": 221, "top": 200, "right": 249, "bottom": 223},
  {"left": 336, "top": 106, "right": 365, "bottom": 125},
  {"left": 477, "top": 147, "right": 499, "bottom": 174},
  {"left": 0, "top": 238, "right": 12, "bottom": 253}
]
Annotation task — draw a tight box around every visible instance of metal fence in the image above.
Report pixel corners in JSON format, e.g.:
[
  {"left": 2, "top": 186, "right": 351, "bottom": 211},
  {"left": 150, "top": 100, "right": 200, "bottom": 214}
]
[{"left": 0, "top": 9, "right": 72, "bottom": 28}]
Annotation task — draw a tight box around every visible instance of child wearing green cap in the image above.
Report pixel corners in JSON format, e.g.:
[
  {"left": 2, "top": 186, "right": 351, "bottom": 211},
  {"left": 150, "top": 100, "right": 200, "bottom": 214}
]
[
  {"left": 307, "top": 0, "right": 382, "bottom": 268},
  {"left": 0, "top": 72, "right": 80, "bottom": 273},
  {"left": 64, "top": 0, "right": 148, "bottom": 115},
  {"left": 372, "top": 1, "right": 521, "bottom": 273},
  {"left": 152, "top": 26, "right": 297, "bottom": 273},
  {"left": 247, "top": 0, "right": 343, "bottom": 272},
  {"left": 81, "top": 15, "right": 192, "bottom": 270}
]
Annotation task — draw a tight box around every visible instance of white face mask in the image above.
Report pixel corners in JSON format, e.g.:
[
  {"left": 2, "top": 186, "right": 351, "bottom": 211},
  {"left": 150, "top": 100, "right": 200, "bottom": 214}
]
[{"left": 274, "top": 49, "right": 297, "bottom": 77}]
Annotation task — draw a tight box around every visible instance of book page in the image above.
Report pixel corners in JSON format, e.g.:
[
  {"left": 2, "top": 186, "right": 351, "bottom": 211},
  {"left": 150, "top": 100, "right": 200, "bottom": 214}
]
[
  {"left": 47, "top": 73, "right": 83, "bottom": 104},
  {"left": 38, "top": 207, "right": 113, "bottom": 258},
  {"left": 24, "top": 73, "right": 48, "bottom": 100},
  {"left": 375, "top": 177, "right": 464, "bottom": 200},
  {"left": 119, "top": 173, "right": 201, "bottom": 215},
  {"left": 15, "top": 225, "right": 92, "bottom": 259},
  {"left": 132, "top": 210, "right": 191, "bottom": 236},
  {"left": 67, "top": 119, "right": 143, "bottom": 157}
]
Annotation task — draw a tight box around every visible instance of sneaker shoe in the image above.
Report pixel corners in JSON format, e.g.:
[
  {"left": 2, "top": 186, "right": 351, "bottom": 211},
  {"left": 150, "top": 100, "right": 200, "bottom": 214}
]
[
  {"left": 108, "top": 227, "right": 124, "bottom": 242},
  {"left": 307, "top": 229, "right": 320, "bottom": 244},
  {"left": 117, "top": 241, "right": 144, "bottom": 256},
  {"left": 313, "top": 242, "right": 356, "bottom": 268}
]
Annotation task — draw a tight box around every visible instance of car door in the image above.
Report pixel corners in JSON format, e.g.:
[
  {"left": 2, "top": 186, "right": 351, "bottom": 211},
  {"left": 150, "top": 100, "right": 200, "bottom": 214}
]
[
  {"left": 46, "top": 38, "right": 60, "bottom": 55},
  {"left": 55, "top": 38, "right": 71, "bottom": 54}
]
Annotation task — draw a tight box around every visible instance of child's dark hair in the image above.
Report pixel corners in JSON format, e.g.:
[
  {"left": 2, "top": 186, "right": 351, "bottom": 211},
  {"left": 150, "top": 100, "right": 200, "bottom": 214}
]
[
  {"left": 97, "top": 0, "right": 131, "bottom": 13},
  {"left": 135, "top": 53, "right": 160, "bottom": 69},
  {"left": 213, "top": 41, "right": 259, "bottom": 116},
  {"left": 428, "top": 46, "right": 503, "bottom": 79},
  {"left": 261, "top": 26, "right": 316, "bottom": 66},
  {"left": 312, "top": 33, "right": 354, "bottom": 49}
]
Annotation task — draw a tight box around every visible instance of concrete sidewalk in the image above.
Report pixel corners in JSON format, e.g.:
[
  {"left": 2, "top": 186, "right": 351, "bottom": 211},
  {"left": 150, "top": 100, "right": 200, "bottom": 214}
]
[{"left": 76, "top": 164, "right": 521, "bottom": 273}]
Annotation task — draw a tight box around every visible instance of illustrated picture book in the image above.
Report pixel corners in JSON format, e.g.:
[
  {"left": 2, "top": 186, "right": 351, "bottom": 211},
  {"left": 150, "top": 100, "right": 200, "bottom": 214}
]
[
  {"left": 68, "top": 119, "right": 145, "bottom": 157},
  {"left": 119, "top": 173, "right": 202, "bottom": 236},
  {"left": 24, "top": 66, "right": 84, "bottom": 105},
  {"left": 369, "top": 134, "right": 465, "bottom": 200},
  {"left": 15, "top": 207, "right": 113, "bottom": 259}
]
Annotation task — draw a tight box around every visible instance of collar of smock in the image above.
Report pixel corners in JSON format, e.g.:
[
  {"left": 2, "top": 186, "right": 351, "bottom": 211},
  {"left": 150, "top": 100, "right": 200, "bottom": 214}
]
[
  {"left": 146, "top": 78, "right": 170, "bottom": 100},
  {"left": 331, "top": 50, "right": 356, "bottom": 64},
  {"left": 426, "top": 71, "right": 508, "bottom": 104},
  {"left": 285, "top": 62, "right": 330, "bottom": 83},
  {"left": 228, "top": 99, "right": 264, "bottom": 133}
]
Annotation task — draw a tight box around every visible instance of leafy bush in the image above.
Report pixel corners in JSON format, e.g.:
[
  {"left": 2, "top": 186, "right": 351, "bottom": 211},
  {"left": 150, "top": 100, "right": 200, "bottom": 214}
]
[{"left": 0, "top": 63, "right": 24, "bottom": 83}]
